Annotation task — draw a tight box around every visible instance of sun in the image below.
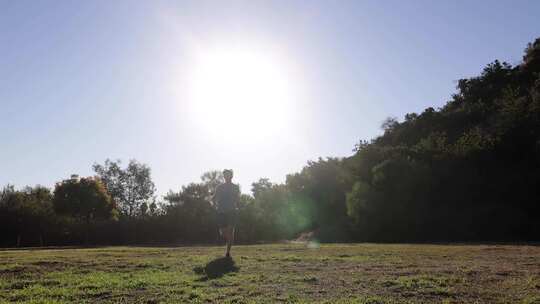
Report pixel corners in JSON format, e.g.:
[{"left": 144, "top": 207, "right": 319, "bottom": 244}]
[{"left": 186, "top": 46, "right": 297, "bottom": 142}]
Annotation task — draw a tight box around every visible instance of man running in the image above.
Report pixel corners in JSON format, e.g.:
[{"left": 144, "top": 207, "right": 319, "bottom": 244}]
[{"left": 213, "top": 169, "right": 240, "bottom": 258}]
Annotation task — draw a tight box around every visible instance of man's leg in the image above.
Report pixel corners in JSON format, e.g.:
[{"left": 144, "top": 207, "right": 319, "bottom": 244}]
[
  {"left": 225, "top": 226, "right": 235, "bottom": 257},
  {"left": 223, "top": 226, "right": 235, "bottom": 257}
]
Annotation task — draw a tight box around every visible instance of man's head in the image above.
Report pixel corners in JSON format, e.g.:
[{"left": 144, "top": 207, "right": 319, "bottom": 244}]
[{"left": 223, "top": 169, "right": 233, "bottom": 183}]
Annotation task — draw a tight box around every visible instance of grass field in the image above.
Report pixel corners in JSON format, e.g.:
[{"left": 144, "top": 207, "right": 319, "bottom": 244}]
[{"left": 0, "top": 243, "right": 539, "bottom": 303}]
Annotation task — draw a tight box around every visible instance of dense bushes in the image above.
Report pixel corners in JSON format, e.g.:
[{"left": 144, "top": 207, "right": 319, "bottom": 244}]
[{"left": 344, "top": 38, "right": 540, "bottom": 241}]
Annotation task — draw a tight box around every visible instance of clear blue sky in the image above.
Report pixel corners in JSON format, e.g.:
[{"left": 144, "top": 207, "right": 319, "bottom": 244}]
[{"left": 2, "top": 0, "right": 539, "bottom": 196}]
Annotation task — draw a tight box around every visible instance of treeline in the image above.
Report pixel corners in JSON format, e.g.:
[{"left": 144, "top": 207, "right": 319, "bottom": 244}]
[{"left": 1, "top": 38, "right": 539, "bottom": 247}]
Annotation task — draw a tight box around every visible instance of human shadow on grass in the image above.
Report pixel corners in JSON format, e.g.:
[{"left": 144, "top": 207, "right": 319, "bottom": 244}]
[{"left": 193, "top": 256, "right": 239, "bottom": 280}]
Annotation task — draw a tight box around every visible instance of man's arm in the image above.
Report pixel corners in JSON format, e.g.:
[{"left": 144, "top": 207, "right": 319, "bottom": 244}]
[
  {"left": 212, "top": 185, "right": 220, "bottom": 207},
  {"left": 235, "top": 185, "right": 241, "bottom": 209}
]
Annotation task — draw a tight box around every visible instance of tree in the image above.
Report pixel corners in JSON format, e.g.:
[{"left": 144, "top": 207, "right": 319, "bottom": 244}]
[
  {"left": 53, "top": 176, "right": 117, "bottom": 244},
  {"left": 342, "top": 37, "right": 540, "bottom": 241},
  {"left": 201, "top": 171, "right": 224, "bottom": 193},
  {"left": 163, "top": 182, "right": 217, "bottom": 242},
  {"left": 0, "top": 185, "right": 54, "bottom": 247},
  {"left": 200, "top": 170, "right": 224, "bottom": 203},
  {"left": 93, "top": 159, "right": 156, "bottom": 217},
  {"left": 250, "top": 178, "right": 288, "bottom": 240},
  {"left": 24, "top": 186, "right": 55, "bottom": 246},
  {"left": 285, "top": 158, "right": 353, "bottom": 241}
]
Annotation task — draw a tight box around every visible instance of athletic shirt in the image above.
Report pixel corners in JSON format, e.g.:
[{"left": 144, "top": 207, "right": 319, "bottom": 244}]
[{"left": 214, "top": 183, "right": 240, "bottom": 212}]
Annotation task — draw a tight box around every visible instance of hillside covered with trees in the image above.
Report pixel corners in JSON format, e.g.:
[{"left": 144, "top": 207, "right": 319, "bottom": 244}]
[{"left": 1, "top": 38, "right": 539, "bottom": 246}]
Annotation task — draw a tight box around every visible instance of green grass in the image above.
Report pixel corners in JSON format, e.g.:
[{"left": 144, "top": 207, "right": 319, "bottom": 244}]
[{"left": 0, "top": 243, "right": 538, "bottom": 303}]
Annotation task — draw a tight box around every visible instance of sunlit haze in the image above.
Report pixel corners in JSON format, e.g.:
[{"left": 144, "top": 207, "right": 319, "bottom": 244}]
[
  {"left": 185, "top": 45, "right": 300, "bottom": 142},
  {"left": 1, "top": 1, "right": 539, "bottom": 195}
]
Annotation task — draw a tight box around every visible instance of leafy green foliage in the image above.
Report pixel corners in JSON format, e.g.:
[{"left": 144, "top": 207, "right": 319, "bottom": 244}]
[
  {"left": 345, "top": 38, "right": 540, "bottom": 241},
  {"left": 0, "top": 185, "right": 54, "bottom": 246},
  {"left": 53, "top": 177, "right": 117, "bottom": 243},
  {"left": 93, "top": 159, "right": 156, "bottom": 217},
  {"left": 53, "top": 177, "right": 116, "bottom": 222}
]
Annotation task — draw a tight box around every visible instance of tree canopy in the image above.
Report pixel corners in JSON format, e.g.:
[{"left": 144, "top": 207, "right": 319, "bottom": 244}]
[{"left": 93, "top": 159, "right": 156, "bottom": 217}]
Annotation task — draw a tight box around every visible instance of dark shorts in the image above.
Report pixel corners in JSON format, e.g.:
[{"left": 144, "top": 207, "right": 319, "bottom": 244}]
[{"left": 217, "top": 210, "right": 237, "bottom": 228}]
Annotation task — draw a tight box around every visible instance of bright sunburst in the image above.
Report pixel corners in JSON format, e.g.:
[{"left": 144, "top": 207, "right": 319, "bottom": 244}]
[{"left": 186, "top": 46, "right": 297, "bottom": 142}]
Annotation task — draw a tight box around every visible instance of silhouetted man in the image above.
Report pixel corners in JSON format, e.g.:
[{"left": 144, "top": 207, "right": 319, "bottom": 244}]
[{"left": 213, "top": 169, "right": 240, "bottom": 257}]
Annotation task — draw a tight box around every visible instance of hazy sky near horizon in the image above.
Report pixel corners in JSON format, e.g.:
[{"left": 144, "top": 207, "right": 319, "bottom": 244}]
[{"left": 2, "top": 0, "right": 540, "bottom": 195}]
